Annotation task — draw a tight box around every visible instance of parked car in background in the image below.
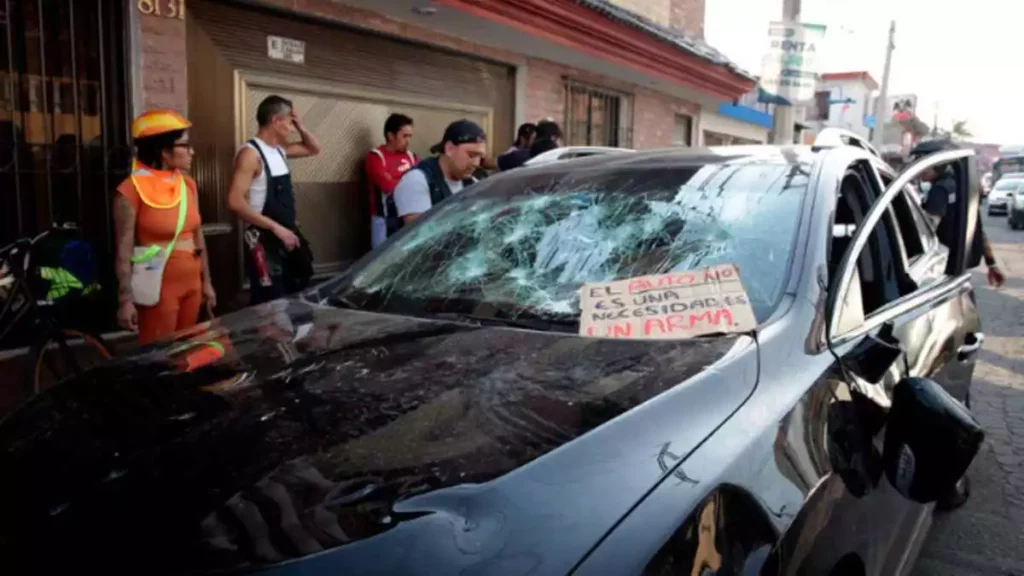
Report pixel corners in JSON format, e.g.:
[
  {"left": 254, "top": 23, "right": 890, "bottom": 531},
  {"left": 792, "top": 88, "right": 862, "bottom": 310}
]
[
  {"left": 0, "top": 144, "right": 986, "bottom": 576},
  {"left": 1008, "top": 185, "right": 1024, "bottom": 229},
  {"left": 987, "top": 174, "right": 1024, "bottom": 215},
  {"left": 993, "top": 153, "right": 1024, "bottom": 182},
  {"left": 981, "top": 172, "right": 993, "bottom": 197}
]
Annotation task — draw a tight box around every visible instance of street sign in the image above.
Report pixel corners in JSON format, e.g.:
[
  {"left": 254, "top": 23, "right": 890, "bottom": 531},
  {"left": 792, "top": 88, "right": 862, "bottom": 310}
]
[
  {"left": 759, "top": 21, "right": 827, "bottom": 105},
  {"left": 267, "top": 35, "right": 305, "bottom": 65}
]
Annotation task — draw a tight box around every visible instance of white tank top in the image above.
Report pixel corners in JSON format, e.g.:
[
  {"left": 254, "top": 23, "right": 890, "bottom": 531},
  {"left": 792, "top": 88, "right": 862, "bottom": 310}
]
[{"left": 242, "top": 138, "right": 289, "bottom": 213}]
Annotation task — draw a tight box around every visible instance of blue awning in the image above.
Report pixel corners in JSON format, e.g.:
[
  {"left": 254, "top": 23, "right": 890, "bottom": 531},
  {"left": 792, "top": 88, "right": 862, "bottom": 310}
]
[
  {"left": 756, "top": 86, "right": 791, "bottom": 106},
  {"left": 716, "top": 102, "right": 774, "bottom": 129}
]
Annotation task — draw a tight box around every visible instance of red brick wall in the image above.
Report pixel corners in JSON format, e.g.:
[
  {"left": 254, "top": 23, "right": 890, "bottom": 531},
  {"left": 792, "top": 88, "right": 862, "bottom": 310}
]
[
  {"left": 670, "top": 0, "right": 705, "bottom": 40},
  {"left": 137, "top": 11, "right": 188, "bottom": 113},
  {"left": 634, "top": 90, "right": 700, "bottom": 149},
  {"left": 137, "top": 0, "right": 703, "bottom": 149},
  {"left": 524, "top": 58, "right": 700, "bottom": 150}
]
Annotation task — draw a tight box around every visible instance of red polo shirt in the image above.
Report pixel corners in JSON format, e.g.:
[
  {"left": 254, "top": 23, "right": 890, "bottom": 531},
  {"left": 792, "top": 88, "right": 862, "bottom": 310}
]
[{"left": 365, "top": 145, "right": 417, "bottom": 217}]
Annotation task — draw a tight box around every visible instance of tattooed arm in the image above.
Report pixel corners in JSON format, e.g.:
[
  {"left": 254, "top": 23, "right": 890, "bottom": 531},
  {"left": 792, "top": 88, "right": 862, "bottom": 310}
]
[{"left": 113, "top": 194, "right": 139, "bottom": 331}]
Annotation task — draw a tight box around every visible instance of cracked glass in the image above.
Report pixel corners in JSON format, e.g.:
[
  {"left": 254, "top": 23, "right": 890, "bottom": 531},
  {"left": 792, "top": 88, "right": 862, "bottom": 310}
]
[{"left": 330, "top": 158, "right": 810, "bottom": 329}]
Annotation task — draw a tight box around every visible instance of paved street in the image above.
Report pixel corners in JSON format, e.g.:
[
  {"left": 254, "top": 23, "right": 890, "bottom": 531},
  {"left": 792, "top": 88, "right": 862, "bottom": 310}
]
[{"left": 914, "top": 212, "right": 1024, "bottom": 576}]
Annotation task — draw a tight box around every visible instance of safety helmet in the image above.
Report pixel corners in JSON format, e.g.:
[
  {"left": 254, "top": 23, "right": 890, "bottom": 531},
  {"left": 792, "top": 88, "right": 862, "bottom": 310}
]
[{"left": 131, "top": 110, "right": 191, "bottom": 140}]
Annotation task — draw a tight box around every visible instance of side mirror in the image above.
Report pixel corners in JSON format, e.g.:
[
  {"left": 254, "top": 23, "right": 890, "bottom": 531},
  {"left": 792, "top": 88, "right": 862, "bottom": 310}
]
[{"left": 883, "top": 377, "right": 984, "bottom": 503}]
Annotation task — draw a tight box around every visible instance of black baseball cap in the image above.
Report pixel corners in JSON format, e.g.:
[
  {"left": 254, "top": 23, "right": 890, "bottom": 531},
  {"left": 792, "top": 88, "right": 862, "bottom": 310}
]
[
  {"left": 908, "top": 138, "right": 959, "bottom": 161},
  {"left": 430, "top": 119, "right": 487, "bottom": 154}
]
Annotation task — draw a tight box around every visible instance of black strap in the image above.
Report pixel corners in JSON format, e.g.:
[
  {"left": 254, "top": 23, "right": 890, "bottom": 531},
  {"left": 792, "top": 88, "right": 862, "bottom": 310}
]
[{"left": 248, "top": 139, "right": 277, "bottom": 186}]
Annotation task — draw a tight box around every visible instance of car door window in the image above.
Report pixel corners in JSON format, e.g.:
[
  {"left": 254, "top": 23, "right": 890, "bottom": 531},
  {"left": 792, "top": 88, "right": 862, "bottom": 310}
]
[
  {"left": 828, "top": 149, "right": 976, "bottom": 340},
  {"left": 831, "top": 163, "right": 920, "bottom": 335},
  {"left": 877, "top": 173, "right": 937, "bottom": 266}
]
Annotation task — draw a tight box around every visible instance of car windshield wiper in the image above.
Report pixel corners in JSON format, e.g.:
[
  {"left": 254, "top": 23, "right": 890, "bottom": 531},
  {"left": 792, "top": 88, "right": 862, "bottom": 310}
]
[
  {"left": 430, "top": 311, "right": 577, "bottom": 333},
  {"left": 326, "top": 294, "right": 363, "bottom": 310}
]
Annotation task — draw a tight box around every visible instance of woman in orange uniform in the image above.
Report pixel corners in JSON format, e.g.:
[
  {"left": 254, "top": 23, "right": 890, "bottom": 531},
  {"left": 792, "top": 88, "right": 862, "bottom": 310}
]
[{"left": 113, "top": 110, "right": 216, "bottom": 344}]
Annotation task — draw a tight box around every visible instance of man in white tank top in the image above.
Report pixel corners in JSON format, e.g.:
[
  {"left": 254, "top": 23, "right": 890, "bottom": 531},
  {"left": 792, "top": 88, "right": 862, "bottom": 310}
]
[{"left": 227, "top": 95, "right": 322, "bottom": 303}]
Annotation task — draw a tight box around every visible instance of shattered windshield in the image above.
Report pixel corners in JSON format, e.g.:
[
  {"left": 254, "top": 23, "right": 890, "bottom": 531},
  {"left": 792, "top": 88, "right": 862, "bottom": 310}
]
[{"left": 331, "top": 159, "right": 810, "bottom": 329}]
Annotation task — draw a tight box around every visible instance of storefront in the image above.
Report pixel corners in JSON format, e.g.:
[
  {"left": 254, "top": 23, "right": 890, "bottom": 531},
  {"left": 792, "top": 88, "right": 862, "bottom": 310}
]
[
  {"left": 699, "top": 105, "right": 772, "bottom": 146},
  {"left": 128, "top": 0, "right": 754, "bottom": 308},
  {"left": 185, "top": 0, "right": 516, "bottom": 302},
  {"left": 1, "top": 0, "right": 132, "bottom": 325}
]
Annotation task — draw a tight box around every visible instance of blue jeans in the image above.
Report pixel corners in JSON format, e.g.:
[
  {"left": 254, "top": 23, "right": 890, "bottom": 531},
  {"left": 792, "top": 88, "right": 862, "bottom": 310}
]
[{"left": 371, "top": 216, "right": 388, "bottom": 250}]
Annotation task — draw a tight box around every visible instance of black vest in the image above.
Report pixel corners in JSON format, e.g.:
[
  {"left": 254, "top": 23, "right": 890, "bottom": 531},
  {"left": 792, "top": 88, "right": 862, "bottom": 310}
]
[
  {"left": 249, "top": 139, "right": 296, "bottom": 230},
  {"left": 415, "top": 157, "right": 476, "bottom": 208}
]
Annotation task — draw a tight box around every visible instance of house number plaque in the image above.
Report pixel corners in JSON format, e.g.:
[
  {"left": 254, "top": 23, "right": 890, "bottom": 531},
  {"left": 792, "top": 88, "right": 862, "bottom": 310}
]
[{"left": 137, "top": 0, "right": 185, "bottom": 20}]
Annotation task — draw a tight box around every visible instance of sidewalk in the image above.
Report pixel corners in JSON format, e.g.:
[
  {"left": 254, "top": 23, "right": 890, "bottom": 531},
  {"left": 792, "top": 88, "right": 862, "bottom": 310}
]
[{"left": 913, "top": 214, "right": 1024, "bottom": 575}]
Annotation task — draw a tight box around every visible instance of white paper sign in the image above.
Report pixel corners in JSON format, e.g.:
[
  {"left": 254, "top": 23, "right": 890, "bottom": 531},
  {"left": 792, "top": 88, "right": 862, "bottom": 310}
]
[
  {"left": 578, "top": 264, "right": 757, "bottom": 340},
  {"left": 267, "top": 35, "right": 305, "bottom": 64}
]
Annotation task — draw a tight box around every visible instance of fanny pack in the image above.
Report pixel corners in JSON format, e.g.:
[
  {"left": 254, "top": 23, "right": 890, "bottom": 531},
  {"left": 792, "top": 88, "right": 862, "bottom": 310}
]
[{"left": 130, "top": 178, "right": 188, "bottom": 306}]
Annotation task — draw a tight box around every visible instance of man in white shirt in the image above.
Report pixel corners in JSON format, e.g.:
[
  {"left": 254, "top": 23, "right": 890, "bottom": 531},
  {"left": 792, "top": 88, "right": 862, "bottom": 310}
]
[
  {"left": 393, "top": 119, "right": 487, "bottom": 223},
  {"left": 227, "top": 94, "right": 322, "bottom": 304}
]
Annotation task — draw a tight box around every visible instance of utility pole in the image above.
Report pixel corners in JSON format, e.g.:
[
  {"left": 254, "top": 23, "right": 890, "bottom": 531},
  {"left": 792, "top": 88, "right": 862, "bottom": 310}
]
[
  {"left": 771, "top": 0, "right": 801, "bottom": 145},
  {"left": 870, "top": 20, "right": 896, "bottom": 149}
]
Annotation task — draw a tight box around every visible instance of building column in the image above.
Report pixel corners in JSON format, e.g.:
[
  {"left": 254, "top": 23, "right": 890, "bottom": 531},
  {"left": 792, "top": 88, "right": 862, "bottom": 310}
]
[
  {"left": 514, "top": 63, "right": 529, "bottom": 129},
  {"left": 128, "top": 0, "right": 189, "bottom": 117}
]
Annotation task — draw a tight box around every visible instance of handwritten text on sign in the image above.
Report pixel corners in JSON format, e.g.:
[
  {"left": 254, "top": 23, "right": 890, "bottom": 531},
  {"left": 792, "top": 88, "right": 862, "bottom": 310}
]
[{"left": 578, "top": 264, "right": 756, "bottom": 340}]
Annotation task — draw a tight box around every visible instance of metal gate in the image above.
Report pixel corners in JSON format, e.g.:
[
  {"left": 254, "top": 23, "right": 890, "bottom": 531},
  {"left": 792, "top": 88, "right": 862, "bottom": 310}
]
[
  {"left": 564, "top": 79, "right": 633, "bottom": 148},
  {"left": 0, "top": 0, "right": 131, "bottom": 248},
  {"left": 1, "top": 0, "right": 130, "bottom": 334}
]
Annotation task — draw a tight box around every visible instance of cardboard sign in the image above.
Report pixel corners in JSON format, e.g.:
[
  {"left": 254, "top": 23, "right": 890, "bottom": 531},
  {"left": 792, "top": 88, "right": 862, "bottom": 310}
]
[{"left": 578, "top": 264, "right": 756, "bottom": 340}]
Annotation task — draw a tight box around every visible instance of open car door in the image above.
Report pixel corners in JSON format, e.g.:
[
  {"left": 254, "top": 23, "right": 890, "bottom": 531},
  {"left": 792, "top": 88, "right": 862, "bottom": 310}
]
[{"left": 828, "top": 147, "right": 979, "bottom": 333}]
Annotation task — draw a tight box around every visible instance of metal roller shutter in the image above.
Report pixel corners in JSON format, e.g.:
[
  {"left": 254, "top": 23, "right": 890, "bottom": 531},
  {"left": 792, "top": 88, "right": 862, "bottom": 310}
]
[{"left": 186, "top": 0, "right": 514, "bottom": 303}]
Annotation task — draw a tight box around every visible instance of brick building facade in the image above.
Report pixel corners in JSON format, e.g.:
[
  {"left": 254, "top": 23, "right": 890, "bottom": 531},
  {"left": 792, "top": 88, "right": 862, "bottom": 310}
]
[
  {"left": 130, "top": 0, "right": 748, "bottom": 147},
  {"left": 1, "top": 0, "right": 755, "bottom": 313}
]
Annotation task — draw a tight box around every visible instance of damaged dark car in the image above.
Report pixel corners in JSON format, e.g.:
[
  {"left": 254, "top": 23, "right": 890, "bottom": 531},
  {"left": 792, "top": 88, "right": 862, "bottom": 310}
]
[{"left": 0, "top": 145, "right": 986, "bottom": 575}]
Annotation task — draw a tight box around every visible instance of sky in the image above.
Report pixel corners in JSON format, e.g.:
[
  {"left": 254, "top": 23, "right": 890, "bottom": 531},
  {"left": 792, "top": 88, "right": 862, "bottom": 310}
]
[{"left": 704, "top": 0, "right": 1022, "bottom": 144}]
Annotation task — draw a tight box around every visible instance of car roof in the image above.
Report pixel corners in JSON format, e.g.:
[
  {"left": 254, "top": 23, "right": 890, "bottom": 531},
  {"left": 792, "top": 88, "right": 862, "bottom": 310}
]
[
  {"left": 524, "top": 146, "right": 636, "bottom": 166},
  {"left": 512, "top": 144, "right": 820, "bottom": 176}
]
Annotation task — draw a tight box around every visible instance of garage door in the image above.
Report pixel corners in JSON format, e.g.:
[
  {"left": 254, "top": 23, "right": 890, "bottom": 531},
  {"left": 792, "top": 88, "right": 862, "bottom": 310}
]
[{"left": 187, "top": 0, "right": 514, "bottom": 293}]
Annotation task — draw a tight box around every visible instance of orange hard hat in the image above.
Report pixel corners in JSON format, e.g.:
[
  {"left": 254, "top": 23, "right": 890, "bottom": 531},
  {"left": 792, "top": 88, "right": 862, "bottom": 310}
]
[{"left": 132, "top": 109, "right": 192, "bottom": 140}]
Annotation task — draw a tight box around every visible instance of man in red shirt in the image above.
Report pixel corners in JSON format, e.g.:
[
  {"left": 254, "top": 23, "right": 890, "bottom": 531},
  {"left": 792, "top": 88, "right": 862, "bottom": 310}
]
[{"left": 365, "top": 113, "right": 417, "bottom": 248}]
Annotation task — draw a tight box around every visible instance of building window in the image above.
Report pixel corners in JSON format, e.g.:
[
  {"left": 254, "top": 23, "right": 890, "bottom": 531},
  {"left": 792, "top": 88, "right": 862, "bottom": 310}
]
[
  {"left": 673, "top": 114, "right": 693, "bottom": 147},
  {"left": 564, "top": 79, "right": 633, "bottom": 147},
  {"left": 812, "top": 90, "right": 831, "bottom": 121},
  {"left": 703, "top": 130, "right": 731, "bottom": 146}
]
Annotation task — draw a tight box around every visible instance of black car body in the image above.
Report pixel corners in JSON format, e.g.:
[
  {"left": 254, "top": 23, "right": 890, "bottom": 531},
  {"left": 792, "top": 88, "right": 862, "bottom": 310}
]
[{"left": 0, "top": 145, "right": 985, "bottom": 575}]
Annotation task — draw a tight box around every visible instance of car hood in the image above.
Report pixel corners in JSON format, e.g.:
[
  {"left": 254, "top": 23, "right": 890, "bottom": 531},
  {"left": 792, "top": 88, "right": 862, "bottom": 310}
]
[{"left": 0, "top": 298, "right": 758, "bottom": 575}]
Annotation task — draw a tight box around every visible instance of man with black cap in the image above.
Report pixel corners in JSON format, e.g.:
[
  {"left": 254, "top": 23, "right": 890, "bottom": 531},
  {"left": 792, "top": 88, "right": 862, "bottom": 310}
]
[
  {"left": 393, "top": 119, "right": 487, "bottom": 223},
  {"left": 909, "top": 139, "right": 1005, "bottom": 289}
]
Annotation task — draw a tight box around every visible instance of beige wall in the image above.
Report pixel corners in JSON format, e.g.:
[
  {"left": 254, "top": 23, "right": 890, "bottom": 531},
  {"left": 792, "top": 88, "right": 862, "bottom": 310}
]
[{"left": 608, "top": 0, "right": 705, "bottom": 39}]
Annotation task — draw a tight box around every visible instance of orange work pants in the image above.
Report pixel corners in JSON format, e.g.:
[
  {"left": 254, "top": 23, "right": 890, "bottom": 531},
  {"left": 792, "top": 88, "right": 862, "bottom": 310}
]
[{"left": 138, "top": 251, "right": 203, "bottom": 345}]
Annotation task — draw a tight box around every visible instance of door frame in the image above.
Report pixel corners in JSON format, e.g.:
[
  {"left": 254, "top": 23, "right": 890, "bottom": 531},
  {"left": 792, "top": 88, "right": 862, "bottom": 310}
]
[
  {"left": 232, "top": 70, "right": 496, "bottom": 286},
  {"left": 826, "top": 148, "right": 976, "bottom": 342}
]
